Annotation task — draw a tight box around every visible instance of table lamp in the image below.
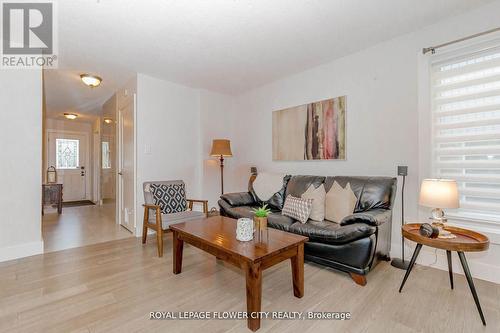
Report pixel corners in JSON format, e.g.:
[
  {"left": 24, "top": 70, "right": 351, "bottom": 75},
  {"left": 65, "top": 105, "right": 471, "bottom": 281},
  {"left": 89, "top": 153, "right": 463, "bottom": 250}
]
[
  {"left": 210, "top": 139, "right": 232, "bottom": 195},
  {"left": 419, "top": 179, "right": 459, "bottom": 238}
]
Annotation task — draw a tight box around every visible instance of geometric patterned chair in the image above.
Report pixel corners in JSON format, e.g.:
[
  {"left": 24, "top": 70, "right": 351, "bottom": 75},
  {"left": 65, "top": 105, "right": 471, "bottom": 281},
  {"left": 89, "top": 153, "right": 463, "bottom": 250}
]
[{"left": 142, "top": 180, "right": 208, "bottom": 257}]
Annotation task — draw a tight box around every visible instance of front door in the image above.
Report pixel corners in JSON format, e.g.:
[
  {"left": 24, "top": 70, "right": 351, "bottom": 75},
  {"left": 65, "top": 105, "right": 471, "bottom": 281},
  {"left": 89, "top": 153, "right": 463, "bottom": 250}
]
[{"left": 47, "top": 132, "right": 89, "bottom": 201}]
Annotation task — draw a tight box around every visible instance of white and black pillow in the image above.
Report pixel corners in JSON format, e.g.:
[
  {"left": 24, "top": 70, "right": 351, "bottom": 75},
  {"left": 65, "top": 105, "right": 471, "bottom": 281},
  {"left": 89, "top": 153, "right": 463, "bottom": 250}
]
[
  {"left": 282, "top": 195, "right": 313, "bottom": 224},
  {"left": 150, "top": 183, "right": 187, "bottom": 214}
]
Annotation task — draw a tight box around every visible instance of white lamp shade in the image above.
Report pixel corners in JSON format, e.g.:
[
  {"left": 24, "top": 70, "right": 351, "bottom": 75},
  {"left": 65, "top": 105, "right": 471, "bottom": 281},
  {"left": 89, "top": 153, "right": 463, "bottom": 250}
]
[{"left": 419, "top": 179, "right": 459, "bottom": 209}]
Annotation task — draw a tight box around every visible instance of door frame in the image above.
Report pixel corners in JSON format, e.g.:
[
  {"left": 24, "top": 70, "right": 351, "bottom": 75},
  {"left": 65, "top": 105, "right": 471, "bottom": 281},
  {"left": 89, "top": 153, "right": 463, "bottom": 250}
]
[
  {"left": 93, "top": 126, "right": 101, "bottom": 203},
  {"left": 116, "top": 92, "right": 137, "bottom": 235},
  {"left": 45, "top": 129, "right": 91, "bottom": 201}
]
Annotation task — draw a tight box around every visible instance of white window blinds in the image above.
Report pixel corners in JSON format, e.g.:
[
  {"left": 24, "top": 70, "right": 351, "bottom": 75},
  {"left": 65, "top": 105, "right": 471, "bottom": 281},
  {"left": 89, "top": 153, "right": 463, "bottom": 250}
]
[{"left": 431, "top": 41, "right": 500, "bottom": 221}]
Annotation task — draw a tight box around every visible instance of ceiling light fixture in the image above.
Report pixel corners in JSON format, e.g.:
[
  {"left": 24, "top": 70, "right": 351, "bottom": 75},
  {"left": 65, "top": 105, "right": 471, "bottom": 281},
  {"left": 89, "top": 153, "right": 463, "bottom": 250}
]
[
  {"left": 80, "top": 74, "right": 102, "bottom": 88},
  {"left": 64, "top": 113, "right": 78, "bottom": 120},
  {"left": 104, "top": 118, "right": 112, "bottom": 124}
]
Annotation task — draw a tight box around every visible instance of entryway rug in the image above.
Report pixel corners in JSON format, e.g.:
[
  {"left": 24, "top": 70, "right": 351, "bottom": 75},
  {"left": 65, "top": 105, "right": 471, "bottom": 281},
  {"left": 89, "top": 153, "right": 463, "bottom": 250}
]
[{"left": 63, "top": 200, "right": 96, "bottom": 207}]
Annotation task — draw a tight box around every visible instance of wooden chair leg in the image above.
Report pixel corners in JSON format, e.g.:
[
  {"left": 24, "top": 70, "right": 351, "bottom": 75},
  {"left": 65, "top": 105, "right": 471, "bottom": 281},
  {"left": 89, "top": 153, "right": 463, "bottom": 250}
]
[
  {"left": 142, "top": 206, "right": 149, "bottom": 244},
  {"left": 156, "top": 208, "right": 163, "bottom": 257}
]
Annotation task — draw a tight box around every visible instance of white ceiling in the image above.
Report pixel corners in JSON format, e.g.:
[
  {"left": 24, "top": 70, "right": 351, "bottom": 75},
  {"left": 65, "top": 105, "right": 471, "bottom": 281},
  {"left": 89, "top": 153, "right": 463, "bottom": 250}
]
[{"left": 45, "top": 0, "right": 495, "bottom": 119}]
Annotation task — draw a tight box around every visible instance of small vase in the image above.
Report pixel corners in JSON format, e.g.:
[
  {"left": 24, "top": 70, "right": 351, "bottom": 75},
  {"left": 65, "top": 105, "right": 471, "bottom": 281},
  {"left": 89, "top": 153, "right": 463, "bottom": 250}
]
[
  {"left": 253, "top": 216, "right": 268, "bottom": 242},
  {"left": 254, "top": 216, "right": 267, "bottom": 230},
  {"left": 236, "top": 218, "right": 254, "bottom": 241}
]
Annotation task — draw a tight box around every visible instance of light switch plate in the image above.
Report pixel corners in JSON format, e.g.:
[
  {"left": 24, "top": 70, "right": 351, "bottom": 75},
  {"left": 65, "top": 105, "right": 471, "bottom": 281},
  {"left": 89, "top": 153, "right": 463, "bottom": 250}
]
[{"left": 144, "top": 144, "right": 152, "bottom": 154}]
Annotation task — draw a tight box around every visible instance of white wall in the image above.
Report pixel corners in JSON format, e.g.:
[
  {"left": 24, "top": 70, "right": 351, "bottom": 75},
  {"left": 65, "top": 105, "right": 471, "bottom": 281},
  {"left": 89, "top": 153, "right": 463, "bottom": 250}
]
[
  {"left": 214, "top": 1, "right": 500, "bottom": 283},
  {"left": 0, "top": 69, "right": 43, "bottom": 262},
  {"left": 45, "top": 118, "right": 93, "bottom": 134},
  {"left": 135, "top": 74, "right": 202, "bottom": 235},
  {"left": 230, "top": 32, "right": 421, "bottom": 272},
  {"left": 199, "top": 89, "right": 238, "bottom": 208}
]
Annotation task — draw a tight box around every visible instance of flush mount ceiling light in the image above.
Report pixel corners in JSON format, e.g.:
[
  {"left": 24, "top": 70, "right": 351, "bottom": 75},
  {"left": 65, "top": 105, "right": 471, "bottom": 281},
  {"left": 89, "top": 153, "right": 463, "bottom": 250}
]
[
  {"left": 80, "top": 74, "right": 102, "bottom": 88},
  {"left": 104, "top": 118, "right": 112, "bottom": 124},
  {"left": 64, "top": 113, "right": 78, "bottom": 120}
]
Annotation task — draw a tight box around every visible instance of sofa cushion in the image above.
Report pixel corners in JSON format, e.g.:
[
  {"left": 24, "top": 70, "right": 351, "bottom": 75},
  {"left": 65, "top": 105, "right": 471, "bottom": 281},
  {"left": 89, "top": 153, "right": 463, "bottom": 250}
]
[
  {"left": 267, "top": 213, "right": 296, "bottom": 232},
  {"left": 340, "top": 208, "right": 392, "bottom": 226},
  {"left": 250, "top": 173, "right": 291, "bottom": 210},
  {"left": 285, "top": 175, "right": 325, "bottom": 198},
  {"left": 150, "top": 183, "right": 187, "bottom": 214},
  {"left": 301, "top": 184, "right": 326, "bottom": 221},
  {"left": 325, "top": 176, "right": 396, "bottom": 212},
  {"left": 228, "top": 208, "right": 296, "bottom": 232},
  {"left": 217, "top": 200, "right": 296, "bottom": 232},
  {"left": 325, "top": 181, "right": 357, "bottom": 223},
  {"left": 149, "top": 210, "right": 205, "bottom": 229},
  {"left": 220, "top": 205, "right": 256, "bottom": 219},
  {"left": 282, "top": 195, "right": 313, "bottom": 223},
  {"left": 220, "top": 192, "right": 256, "bottom": 206},
  {"left": 289, "top": 220, "right": 376, "bottom": 245}
]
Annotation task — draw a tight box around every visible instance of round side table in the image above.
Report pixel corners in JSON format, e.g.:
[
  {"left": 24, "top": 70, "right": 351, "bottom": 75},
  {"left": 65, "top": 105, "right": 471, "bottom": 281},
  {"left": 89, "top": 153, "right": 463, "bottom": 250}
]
[{"left": 398, "top": 223, "right": 489, "bottom": 326}]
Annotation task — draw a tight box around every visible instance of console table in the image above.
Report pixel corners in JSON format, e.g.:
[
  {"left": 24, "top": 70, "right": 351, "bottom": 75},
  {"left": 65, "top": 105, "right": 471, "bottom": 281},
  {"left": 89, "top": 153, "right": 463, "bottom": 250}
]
[
  {"left": 42, "top": 183, "right": 63, "bottom": 215},
  {"left": 398, "top": 223, "right": 489, "bottom": 325}
]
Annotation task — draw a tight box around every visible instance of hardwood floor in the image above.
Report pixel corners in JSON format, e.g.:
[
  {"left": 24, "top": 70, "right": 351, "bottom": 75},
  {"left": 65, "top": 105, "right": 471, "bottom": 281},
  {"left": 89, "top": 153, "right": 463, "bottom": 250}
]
[
  {"left": 42, "top": 201, "right": 133, "bottom": 253},
  {"left": 0, "top": 233, "right": 499, "bottom": 333}
]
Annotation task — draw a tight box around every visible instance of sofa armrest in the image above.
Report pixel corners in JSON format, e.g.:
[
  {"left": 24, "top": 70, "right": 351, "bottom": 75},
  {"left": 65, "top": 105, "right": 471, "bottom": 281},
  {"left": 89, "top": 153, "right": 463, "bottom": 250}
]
[
  {"left": 340, "top": 209, "right": 392, "bottom": 227},
  {"left": 220, "top": 192, "right": 256, "bottom": 207}
]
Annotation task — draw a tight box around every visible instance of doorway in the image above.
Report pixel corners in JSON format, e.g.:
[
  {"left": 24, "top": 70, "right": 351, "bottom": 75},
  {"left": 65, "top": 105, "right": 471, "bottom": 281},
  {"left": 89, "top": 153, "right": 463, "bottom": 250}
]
[
  {"left": 42, "top": 115, "right": 132, "bottom": 253},
  {"left": 41, "top": 71, "right": 136, "bottom": 253}
]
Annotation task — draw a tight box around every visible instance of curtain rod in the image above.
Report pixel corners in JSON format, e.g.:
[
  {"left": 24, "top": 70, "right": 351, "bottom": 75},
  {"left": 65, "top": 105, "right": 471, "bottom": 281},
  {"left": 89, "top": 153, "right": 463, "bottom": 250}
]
[{"left": 423, "top": 27, "right": 500, "bottom": 55}]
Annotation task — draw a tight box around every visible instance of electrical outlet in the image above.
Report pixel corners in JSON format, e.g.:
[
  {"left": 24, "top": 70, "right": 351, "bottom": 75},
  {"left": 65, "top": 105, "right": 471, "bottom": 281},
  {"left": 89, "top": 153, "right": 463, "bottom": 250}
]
[{"left": 397, "top": 165, "right": 408, "bottom": 176}]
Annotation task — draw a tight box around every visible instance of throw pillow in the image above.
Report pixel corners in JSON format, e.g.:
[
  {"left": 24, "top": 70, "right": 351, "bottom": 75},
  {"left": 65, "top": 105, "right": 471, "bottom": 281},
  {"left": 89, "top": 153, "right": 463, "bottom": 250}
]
[
  {"left": 325, "top": 181, "right": 357, "bottom": 223},
  {"left": 251, "top": 172, "right": 291, "bottom": 210},
  {"left": 301, "top": 184, "right": 326, "bottom": 221},
  {"left": 282, "top": 195, "right": 313, "bottom": 224},
  {"left": 150, "top": 183, "right": 187, "bottom": 214}
]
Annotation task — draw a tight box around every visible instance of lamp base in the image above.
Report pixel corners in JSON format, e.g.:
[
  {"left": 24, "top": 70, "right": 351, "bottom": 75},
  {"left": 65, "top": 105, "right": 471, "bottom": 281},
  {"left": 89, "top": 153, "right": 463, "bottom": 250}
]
[
  {"left": 431, "top": 221, "right": 457, "bottom": 239},
  {"left": 391, "top": 258, "right": 410, "bottom": 270}
]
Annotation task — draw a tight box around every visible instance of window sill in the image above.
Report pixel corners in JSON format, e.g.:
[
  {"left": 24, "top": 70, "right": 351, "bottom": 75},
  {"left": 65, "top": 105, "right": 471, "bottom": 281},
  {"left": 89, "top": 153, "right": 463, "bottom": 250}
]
[
  {"left": 447, "top": 212, "right": 499, "bottom": 225},
  {"left": 446, "top": 214, "right": 500, "bottom": 245}
]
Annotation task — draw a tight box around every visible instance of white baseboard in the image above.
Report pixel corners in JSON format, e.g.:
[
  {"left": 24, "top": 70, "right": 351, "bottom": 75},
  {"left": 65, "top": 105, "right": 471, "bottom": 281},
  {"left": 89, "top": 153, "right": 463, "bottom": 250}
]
[
  {"left": 390, "top": 241, "right": 500, "bottom": 285},
  {"left": 0, "top": 240, "right": 44, "bottom": 263}
]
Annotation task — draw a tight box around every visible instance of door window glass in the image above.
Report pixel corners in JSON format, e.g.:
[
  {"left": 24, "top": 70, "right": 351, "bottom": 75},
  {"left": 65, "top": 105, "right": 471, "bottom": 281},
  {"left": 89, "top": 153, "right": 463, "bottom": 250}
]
[
  {"left": 102, "top": 141, "right": 111, "bottom": 169},
  {"left": 56, "top": 139, "right": 79, "bottom": 169}
]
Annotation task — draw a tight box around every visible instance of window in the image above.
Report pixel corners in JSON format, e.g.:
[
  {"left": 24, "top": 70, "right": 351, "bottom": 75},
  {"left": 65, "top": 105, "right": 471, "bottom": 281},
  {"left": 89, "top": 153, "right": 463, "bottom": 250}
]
[
  {"left": 56, "top": 139, "right": 79, "bottom": 169},
  {"left": 102, "top": 141, "right": 111, "bottom": 169},
  {"left": 431, "top": 41, "right": 500, "bottom": 221}
]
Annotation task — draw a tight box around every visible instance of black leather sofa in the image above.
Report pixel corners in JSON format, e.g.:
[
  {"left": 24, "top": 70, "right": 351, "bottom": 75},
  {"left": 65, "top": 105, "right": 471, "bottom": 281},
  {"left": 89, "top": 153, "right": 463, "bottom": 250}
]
[{"left": 218, "top": 175, "right": 397, "bottom": 286}]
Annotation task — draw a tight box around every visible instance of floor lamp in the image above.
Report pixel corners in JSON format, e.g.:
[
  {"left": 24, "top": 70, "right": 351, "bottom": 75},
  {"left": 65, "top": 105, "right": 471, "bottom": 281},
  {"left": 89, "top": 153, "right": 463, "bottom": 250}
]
[
  {"left": 391, "top": 166, "right": 410, "bottom": 270},
  {"left": 210, "top": 139, "right": 232, "bottom": 195}
]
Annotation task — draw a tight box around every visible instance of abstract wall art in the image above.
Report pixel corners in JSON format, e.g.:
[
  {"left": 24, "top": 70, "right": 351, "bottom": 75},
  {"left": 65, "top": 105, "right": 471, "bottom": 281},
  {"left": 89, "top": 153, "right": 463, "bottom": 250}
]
[{"left": 272, "top": 96, "right": 346, "bottom": 161}]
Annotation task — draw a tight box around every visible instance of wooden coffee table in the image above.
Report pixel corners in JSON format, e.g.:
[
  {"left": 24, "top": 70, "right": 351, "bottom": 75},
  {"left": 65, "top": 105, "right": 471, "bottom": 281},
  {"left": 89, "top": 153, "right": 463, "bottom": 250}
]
[
  {"left": 170, "top": 216, "right": 309, "bottom": 331},
  {"left": 398, "top": 223, "right": 489, "bottom": 325}
]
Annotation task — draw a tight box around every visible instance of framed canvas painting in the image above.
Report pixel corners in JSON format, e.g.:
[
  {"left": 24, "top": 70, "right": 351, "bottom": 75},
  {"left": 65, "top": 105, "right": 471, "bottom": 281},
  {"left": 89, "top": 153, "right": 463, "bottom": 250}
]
[{"left": 272, "top": 96, "right": 346, "bottom": 161}]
